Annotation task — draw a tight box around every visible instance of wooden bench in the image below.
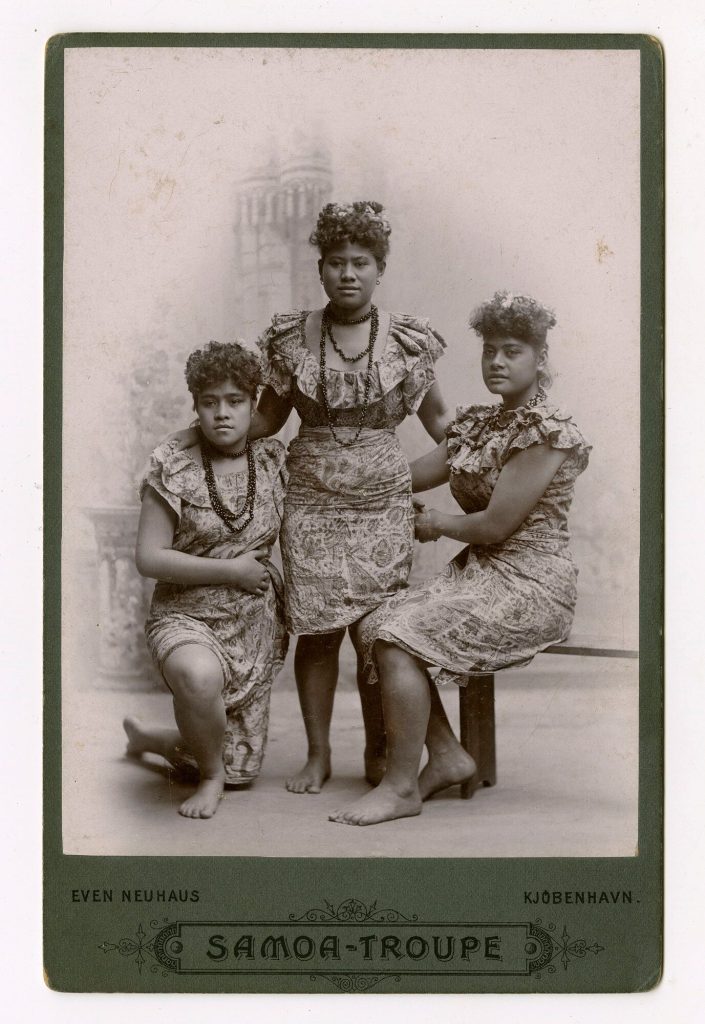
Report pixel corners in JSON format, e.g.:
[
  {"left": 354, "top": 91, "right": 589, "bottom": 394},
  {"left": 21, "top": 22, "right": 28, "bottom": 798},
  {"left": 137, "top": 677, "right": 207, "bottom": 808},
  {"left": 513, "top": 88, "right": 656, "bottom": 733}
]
[{"left": 457, "top": 635, "right": 639, "bottom": 798}]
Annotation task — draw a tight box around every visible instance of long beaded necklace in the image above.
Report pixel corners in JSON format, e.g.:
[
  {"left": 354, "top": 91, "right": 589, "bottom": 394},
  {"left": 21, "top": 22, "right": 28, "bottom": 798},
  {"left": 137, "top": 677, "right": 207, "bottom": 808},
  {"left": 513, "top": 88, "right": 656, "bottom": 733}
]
[
  {"left": 200, "top": 435, "right": 257, "bottom": 533},
  {"left": 324, "top": 304, "right": 378, "bottom": 364},
  {"left": 319, "top": 306, "right": 378, "bottom": 446},
  {"left": 486, "top": 386, "right": 547, "bottom": 430}
]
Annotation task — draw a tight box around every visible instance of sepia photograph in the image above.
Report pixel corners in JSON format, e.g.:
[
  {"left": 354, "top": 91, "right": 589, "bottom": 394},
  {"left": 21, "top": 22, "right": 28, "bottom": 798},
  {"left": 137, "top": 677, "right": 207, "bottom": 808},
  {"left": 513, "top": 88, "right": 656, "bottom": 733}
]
[{"left": 59, "top": 42, "right": 642, "bottom": 859}]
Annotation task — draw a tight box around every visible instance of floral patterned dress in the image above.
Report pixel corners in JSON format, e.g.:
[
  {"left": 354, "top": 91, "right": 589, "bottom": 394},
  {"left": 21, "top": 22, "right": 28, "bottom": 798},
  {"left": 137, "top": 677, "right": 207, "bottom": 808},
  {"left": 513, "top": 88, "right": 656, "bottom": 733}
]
[
  {"left": 358, "top": 401, "right": 591, "bottom": 686},
  {"left": 257, "top": 310, "right": 445, "bottom": 634},
  {"left": 140, "top": 437, "right": 289, "bottom": 783}
]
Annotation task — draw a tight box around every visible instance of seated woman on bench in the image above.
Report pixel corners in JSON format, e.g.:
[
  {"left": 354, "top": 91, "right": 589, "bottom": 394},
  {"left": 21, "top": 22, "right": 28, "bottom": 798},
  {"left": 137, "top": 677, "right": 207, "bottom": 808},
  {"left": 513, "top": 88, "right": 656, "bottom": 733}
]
[{"left": 330, "top": 291, "right": 590, "bottom": 826}]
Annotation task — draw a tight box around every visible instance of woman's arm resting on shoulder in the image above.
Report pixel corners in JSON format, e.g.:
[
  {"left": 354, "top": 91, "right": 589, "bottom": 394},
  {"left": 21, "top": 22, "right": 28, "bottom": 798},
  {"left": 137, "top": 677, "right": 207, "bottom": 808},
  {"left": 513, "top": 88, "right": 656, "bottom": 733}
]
[
  {"left": 416, "top": 382, "right": 453, "bottom": 443},
  {"left": 410, "top": 440, "right": 451, "bottom": 493},
  {"left": 415, "top": 443, "right": 569, "bottom": 545},
  {"left": 163, "top": 425, "right": 199, "bottom": 451},
  {"left": 157, "top": 385, "right": 293, "bottom": 450},
  {"left": 135, "top": 486, "right": 269, "bottom": 592},
  {"left": 248, "top": 386, "right": 293, "bottom": 440}
]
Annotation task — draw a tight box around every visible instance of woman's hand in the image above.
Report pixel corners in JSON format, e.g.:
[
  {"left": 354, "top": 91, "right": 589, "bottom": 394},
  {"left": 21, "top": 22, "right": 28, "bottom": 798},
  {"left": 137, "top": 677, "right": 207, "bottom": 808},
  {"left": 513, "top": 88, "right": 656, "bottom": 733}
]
[
  {"left": 227, "top": 548, "right": 270, "bottom": 594},
  {"left": 414, "top": 507, "right": 442, "bottom": 543},
  {"left": 137, "top": 490, "right": 272, "bottom": 588},
  {"left": 165, "top": 425, "right": 199, "bottom": 452}
]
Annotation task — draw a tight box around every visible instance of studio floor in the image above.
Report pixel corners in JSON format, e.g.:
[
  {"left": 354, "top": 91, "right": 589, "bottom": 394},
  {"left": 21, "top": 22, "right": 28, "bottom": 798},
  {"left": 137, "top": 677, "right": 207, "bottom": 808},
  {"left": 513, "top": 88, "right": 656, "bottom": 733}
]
[{"left": 62, "top": 646, "right": 639, "bottom": 858}]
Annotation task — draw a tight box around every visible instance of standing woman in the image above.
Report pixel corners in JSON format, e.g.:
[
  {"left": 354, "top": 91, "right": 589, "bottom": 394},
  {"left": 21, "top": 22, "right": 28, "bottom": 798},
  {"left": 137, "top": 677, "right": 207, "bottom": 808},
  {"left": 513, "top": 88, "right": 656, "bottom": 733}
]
[
  {"left": 330, "top": 292, "right": 590, "bottom": 825},
  {"left": 253, "top": 201, "right": 451, "bottom": 792}
]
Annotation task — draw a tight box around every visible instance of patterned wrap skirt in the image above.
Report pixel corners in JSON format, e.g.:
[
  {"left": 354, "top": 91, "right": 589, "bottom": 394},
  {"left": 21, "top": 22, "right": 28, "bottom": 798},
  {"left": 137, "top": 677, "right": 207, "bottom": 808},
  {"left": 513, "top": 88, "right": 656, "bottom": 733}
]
[
  {"left": 144, "top": 564, "right": 288, "bottom": 784},
  {"left": 280, "top": 426, "right": 414, "bottom": 634},
  {"left": 358, "top": 535, "right": 578, "bottom": 687}
]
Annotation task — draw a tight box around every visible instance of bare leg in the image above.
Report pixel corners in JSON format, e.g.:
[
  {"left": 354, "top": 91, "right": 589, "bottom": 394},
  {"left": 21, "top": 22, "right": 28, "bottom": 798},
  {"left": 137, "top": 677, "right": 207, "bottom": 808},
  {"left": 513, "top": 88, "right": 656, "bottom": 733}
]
[
  {"left": 350, "top": 631, "right": 387, "bottom": 786},
  {"left": 285, "top": 629, "right": 344, "bottom": 794},
  {"left": 162, "top": 645, "right": 227, "bottom": 819},
  {"left": 329, "top": 640, "right": 427, "bottom": 825},
  {"left": 418, "top": 678, "right": 476, "bottom": 799},
  {"left": 123, "top": 717, "right": 185, "bottom": 767}
]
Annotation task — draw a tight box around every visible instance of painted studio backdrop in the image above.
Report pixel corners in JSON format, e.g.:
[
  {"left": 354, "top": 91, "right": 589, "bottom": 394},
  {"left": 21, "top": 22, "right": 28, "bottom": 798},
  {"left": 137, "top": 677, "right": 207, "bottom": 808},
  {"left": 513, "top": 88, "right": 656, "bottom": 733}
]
[{"left": 60, "top": 46, "right": 641, "bottom": 850}]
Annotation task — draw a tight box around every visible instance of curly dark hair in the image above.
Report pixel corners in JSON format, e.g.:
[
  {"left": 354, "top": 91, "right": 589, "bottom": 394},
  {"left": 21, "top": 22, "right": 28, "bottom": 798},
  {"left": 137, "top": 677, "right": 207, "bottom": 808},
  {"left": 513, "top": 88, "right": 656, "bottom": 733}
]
[
  {"left": 184, "top": 340, "right": 261, "bottom": 405},
  {"left": 309, "top": 200, "right": 392, "bottom": 266},
  {"left": 469, "top": 291, "right": 557, "bottom": 346},
  {"left": 470, "top": 292, "right": 556, "bottom": 389}
]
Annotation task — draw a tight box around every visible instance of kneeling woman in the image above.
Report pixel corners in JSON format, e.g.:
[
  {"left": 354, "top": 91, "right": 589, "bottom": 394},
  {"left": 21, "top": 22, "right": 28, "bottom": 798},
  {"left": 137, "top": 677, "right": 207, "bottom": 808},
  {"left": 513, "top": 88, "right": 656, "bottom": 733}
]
[
  {"left": 125, "top": 342, "right": 288, "bottom": 819},
  {"left": 330, "top": 292, "right": 590, "bottom": 826}
]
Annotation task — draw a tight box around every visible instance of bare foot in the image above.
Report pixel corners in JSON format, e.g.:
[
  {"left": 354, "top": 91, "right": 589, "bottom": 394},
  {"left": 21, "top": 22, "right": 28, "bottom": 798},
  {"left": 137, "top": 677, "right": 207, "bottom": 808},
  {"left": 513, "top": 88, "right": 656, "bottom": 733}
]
[
  {"left": 329, "top": 780, "right": 422, "bottom": 826},
  {"left": 178, "top": 774, "right": 225, "bottom": 819},
  {"left": 123, "top": 716, "right": 148, "bottom": 758},
  {"left": 285, "top": 752, "right": 331, "bottom": 794},
  {"left": 418, "top": 747, "right": 477, "bottom": 800},
  {"left": 364, "top": 749, "right": 386, "bottom": 787}
]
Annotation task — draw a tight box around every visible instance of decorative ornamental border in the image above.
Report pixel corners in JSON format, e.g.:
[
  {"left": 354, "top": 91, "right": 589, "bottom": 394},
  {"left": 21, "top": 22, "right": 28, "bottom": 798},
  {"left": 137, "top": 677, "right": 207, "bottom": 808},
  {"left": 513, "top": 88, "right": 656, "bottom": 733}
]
[{"left": 98, "top": 899, "right": 604, "bottom": 988}]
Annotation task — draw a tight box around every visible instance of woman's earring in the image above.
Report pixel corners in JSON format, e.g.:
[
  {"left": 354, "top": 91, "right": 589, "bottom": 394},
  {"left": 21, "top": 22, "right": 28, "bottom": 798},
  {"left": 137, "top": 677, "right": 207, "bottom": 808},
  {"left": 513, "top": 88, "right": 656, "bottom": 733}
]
[{"left": 376, "top": 278, "right": 381, "bottom": 286}]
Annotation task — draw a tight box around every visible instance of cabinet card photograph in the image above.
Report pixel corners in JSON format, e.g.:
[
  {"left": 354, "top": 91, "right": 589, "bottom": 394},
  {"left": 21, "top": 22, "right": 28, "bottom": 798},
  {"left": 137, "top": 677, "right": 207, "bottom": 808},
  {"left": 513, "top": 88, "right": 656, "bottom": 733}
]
[{"left": 45, "top": 34, "right": 663, "bottom": 993}]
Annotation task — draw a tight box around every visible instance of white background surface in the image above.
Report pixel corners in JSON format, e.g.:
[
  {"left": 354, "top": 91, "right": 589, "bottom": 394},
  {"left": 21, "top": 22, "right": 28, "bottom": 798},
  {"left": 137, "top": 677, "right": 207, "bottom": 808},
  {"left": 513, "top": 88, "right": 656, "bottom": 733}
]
[{"left": 2, "top": 1, "right": 701, "bottom": 1021}]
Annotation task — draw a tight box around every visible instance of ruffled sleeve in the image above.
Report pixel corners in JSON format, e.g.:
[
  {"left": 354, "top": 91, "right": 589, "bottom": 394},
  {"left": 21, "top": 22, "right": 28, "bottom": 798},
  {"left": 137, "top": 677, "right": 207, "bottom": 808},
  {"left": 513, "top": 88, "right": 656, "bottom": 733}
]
[
  {"left": 256, "top": 311, "right": 307, "bottom": 398},
  {"left": 256, "top": 310, "right": 446, "bottom": 416},
  {"left": 504, "top": 405, "right": 591, "bottom": 477},
  {"left": 251, "top": 437, "right": 288, "bottom": 523},
  {"left": 381, "top": 314, "right": 446, "bottom": 415},
  {"left": 445, "top": 405, "right": 497, "bottom": 475},
  {"left": 138, "top": 441, "right": 212, "bottom": 517},
  {"left": 445, "top": 403, "right": 590, "bottom": 480}
]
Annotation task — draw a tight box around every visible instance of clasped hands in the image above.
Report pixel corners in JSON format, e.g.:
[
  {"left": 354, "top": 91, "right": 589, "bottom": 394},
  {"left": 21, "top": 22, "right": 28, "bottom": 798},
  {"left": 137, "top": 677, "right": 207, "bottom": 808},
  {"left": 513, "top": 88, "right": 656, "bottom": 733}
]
[{"left": 413, "top": 499, "right": 442, "bottom": 543}]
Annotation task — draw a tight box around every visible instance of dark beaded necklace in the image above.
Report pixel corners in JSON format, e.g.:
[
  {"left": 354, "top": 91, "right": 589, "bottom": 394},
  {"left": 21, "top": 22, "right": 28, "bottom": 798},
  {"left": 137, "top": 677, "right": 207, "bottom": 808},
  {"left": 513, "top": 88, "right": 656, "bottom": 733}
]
[
  {"left": 324, "top": 304, "right": 378, "bottom": 364},
  {"left": 319, "top": 307, "right": 378, "bottom": 447},
  {"left": 325, "top": 302, "right": 374, "bottom": 326},
  {"left": 200, "top": 435, "right": 257, "bottom": 533}
]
